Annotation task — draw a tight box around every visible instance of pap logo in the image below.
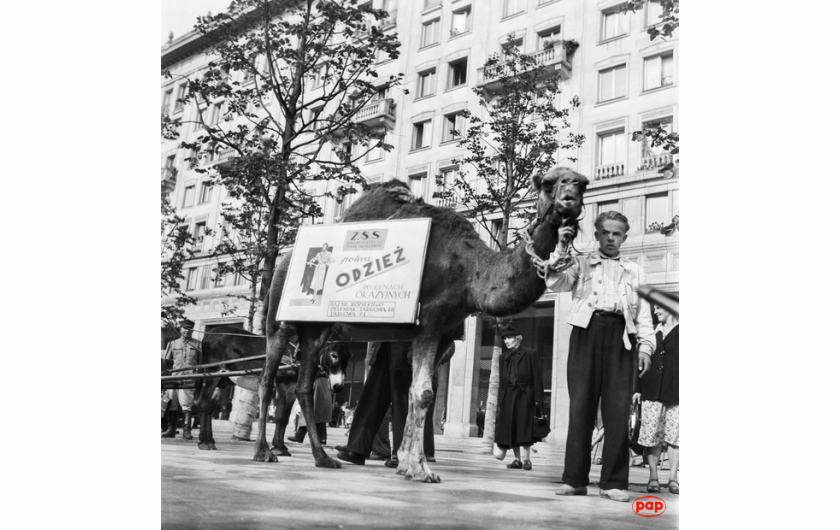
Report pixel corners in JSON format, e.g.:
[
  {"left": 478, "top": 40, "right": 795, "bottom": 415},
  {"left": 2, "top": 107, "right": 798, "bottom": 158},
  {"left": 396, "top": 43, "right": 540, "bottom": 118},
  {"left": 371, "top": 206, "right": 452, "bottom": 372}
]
[{"left": 633, "top": 496, "right": 666, "bottom": 517}]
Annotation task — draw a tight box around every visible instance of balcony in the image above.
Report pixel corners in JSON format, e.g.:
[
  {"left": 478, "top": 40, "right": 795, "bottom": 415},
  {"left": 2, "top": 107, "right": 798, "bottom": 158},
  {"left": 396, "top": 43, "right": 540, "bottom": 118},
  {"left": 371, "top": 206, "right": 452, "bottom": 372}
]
[
  {"left": 594, "top": 162, "right": 626, "bottom": 181},
  {"left": 639, "top": 152, "right": 673, "bottom": 172},
  {"left": 352, "top": 98, "right": 396, "bottom": 129},
  {"left": 477, "top": 44, "right": 571, "bottom": 91},
  {"left": 434, "top": 196, "right": 458, "bottom": 208}
]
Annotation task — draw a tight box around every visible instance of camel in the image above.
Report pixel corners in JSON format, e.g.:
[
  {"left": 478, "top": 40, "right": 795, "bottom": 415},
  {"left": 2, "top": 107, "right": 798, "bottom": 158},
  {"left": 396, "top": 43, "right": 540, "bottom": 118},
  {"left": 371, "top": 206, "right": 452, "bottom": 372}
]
[
  {"left": 254, "top": 167, "right": 589, "bottom": 483},
  {"left": 194, "top": 325, "right": 350, "bottom": 453}
]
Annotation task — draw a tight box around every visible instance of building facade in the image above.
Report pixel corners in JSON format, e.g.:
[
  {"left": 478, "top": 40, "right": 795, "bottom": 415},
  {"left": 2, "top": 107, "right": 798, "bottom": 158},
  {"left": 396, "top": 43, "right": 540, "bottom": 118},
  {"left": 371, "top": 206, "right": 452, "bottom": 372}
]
[{"left": 161, "top": 0, "right": 678, "bottom": 447}]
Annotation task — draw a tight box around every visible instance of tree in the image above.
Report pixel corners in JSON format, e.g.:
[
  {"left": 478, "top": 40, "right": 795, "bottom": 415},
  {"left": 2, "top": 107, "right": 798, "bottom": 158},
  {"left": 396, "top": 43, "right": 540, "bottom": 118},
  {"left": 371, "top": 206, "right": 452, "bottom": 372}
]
[
  {"left": 161, "top": 175, "right": 197, "bottom": 330},
  {"left": 433, "top": 34, "right": 584, "bottom": 453},
  {"left": 625, "top": 0, "right": 679, "bottom": 41},
  {"left": 625, "top": 0, "right": 680, "bottom": 179},
  {"left": 161, "top": 0, "right": 404, "bottom": 330}
]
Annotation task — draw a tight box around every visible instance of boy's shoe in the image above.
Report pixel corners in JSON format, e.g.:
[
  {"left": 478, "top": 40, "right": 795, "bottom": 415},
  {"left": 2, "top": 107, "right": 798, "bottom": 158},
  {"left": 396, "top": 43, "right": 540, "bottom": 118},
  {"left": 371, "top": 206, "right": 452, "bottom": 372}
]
[
  {"left": 555, "top": 484, "right": 587, "bottom": 496},
  {"left": 599, "top": 489, "right": 630, "bottom": 502},
  {"left": 523, "top": 460, "right": 532, "bottom": 470}
]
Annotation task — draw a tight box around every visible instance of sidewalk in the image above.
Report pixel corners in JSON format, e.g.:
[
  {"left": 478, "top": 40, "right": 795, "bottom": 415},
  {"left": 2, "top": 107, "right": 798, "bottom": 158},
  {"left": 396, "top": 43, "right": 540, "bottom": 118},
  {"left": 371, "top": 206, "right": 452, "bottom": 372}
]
[{"left": 162, "top": 420, "right": 678, "bottom": 529}]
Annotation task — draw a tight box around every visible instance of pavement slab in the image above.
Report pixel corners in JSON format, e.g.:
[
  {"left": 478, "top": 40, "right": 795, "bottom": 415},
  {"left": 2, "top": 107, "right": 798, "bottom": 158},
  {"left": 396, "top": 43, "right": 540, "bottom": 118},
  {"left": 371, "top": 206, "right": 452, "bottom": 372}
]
[{"left": 162, "top": 420, "right": 678, "bottom": 529}]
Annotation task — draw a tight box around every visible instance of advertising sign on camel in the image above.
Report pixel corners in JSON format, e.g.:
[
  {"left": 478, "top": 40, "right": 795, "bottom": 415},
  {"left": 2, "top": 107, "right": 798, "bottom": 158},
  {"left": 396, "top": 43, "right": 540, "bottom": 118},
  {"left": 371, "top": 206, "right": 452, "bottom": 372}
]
[{"left": 277, "top": 218, "right": 432, "bottom": 323}]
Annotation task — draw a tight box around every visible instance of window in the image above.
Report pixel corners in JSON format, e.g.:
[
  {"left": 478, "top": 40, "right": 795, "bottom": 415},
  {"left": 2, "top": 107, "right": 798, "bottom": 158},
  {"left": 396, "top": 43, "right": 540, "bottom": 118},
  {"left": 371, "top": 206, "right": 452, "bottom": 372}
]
[
  {"left": 210, "top": 102, "right": 223, "bottom": 126},
  {"left": 646, "top": 0, "right": 665, "bottom": 27},
  {"left": 182, "top": 185, "right": 196, "bottom": 208},
  {"left": 175, "top": 84, "right": 187, "bottom": 112},
  {"left": 375, "top": 85, "right": 390, "bottom": 101},
  {"left": 162, "top": 89, "right": 172, "bottom": 116},
  {"left": 643, "top": 52, "right": 674, "bottom": 90},
  {"left": 598, "top": 64, "right": 627, "bottom": 102},
  {"left": 601, "top": 9, "right": 628, "bottom": 41},
  {"left": 641, "top": 119, "right": 673, "bottom": 157},
  {"left": 436, "top": 167, "right": 458, "bottom": 207},
  {"left": 417, "top": 69, "right": 437, "bottom": 98},
  {"left": 598, "top": 130, "right": 627, "bottom": 167},
  {"left": 537, "top": 26, "right": 562, "bottom": 51},
  {"left": 194, "top": 108, "right": 205, "bottom": 131},
  {"left": 645, "top": 193, "right": 669, "bottom": 232},
  {"left": 164, "top": 155, "right": 176, "bottom": 175},
  {"left": 451, "top": 7, "right": 471, "bottom": 36},
  {"left": 306, "top": 106, "right": 323, "bottom": 131},
  {"left": 310, "top": 65, "right": 326, "bottom": 90},
  {"left": 421, "top": 18, "right": 440, "bottom": 48},
  {"left": 409, "top": 173, "right": 428, "bottom": 200},
  {"left": 424, "top": 0, "right": 441, "bottom": 9},
  {"left": 502, "top": 37, "right": 525, "bottom": 55},
  {"left": 193, "top": 221, "right": 207, "bottom": 251},
  {"left": 598, "top": 200, "right": 620, "bottom": 216},
  {"left": 199, "top": 181, "right": 213, "bottom": 204},
  {"left": 199, "top": 265, "right": 212, "bottom": 290},
  {"left": 503, "top": 0, "right": 525, "bottom": 18},
  {"left": 233, "top": 272, "right": 247, "bottom": 286},
  {"left": 213, "top": 266, "right": 226, "bottom": 288},
  {"left": 366, "top": 139, "right": 384, "bottom": 162},
  {"left": 441, "top": 112, "right": 465, "bottom": 143},
  {"left": 490, "top": 219, "right": 503, "bottom": 250},
  {"left": 412, "top": 120, "right": 433, "bottom": 150},
  {"left": 447, "top": 58, "right": 468, "bottom": 89},
  {"left": 185, "top": 267, "right": 198, "bottom": 291}
]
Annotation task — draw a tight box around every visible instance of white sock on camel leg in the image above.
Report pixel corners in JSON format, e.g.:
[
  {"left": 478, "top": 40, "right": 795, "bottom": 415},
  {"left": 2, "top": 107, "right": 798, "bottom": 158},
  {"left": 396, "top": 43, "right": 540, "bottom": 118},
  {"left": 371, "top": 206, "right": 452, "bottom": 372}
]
[{"left": 494, "top": 445, "right": 507, "bottom": 461}]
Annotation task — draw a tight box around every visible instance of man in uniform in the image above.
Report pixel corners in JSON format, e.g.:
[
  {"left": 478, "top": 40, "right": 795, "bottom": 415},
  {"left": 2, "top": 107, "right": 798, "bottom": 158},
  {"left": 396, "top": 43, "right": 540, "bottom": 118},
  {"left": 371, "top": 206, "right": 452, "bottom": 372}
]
[{"left": 161, "top": 320, "right": 200, "bottom": 440}]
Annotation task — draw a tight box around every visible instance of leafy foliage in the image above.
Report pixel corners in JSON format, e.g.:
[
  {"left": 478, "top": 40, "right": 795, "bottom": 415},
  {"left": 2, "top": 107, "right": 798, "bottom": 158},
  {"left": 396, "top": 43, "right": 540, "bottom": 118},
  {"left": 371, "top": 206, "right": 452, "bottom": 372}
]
[
  {"left": 624, "top": 0, "right": 680, "bottom": 41},
  {"left": 161, "top": 179, "right": 197, "bottom": 329},
  {"left": 161, "top": 0, "right": 404, "bottom": 330}
]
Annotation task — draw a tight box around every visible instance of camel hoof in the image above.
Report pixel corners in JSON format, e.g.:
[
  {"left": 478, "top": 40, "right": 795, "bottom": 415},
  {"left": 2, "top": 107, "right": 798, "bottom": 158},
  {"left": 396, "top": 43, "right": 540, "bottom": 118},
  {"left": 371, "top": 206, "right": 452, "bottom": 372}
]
[
  {"left": 271, "top": 447, "right": 292, "bottom": 457},
  {"left": 315, "top": 457, "right": 343, "bottom": 469},
  {"left": 253, "top": 450, "right": 278, "bottom": 463},
  {"left": 396, "top": 469, "right": 406, "bottom": 476},
  {"left": 198, "top": 442, "right": 215, "bottom": 451}
]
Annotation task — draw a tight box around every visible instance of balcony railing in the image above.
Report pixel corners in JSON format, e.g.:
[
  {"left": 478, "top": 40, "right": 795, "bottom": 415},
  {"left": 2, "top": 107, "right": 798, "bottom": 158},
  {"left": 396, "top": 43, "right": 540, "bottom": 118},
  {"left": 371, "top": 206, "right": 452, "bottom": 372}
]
[
  {"left": 434, "top": 196, "right": 458, "bottom": 208},
  {"left": 639, "top": 152, "right": 673, "bottom": 172},
  {"left": 477, "top": 44, "right": 572, "bottom": 89},
  {"left": 352, "top": 98, "right": 396, "bottom": 128},
  {"left": 595, "top": 162, "right": 626, "bottom": 180}
]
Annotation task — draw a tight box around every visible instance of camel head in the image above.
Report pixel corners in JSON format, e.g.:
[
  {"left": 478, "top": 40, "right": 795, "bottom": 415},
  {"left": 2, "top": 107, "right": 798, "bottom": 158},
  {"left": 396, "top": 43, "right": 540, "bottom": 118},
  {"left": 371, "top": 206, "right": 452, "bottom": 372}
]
[{"left": 532, "top": 166, "right": 589, "bottom": 226}]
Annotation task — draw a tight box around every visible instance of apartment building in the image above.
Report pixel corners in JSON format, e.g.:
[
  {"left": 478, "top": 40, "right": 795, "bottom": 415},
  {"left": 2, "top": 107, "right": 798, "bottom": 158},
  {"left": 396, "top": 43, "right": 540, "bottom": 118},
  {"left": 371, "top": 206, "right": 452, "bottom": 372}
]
[{"left": 161, "top": 0, "right": 678, "bottom": 447}]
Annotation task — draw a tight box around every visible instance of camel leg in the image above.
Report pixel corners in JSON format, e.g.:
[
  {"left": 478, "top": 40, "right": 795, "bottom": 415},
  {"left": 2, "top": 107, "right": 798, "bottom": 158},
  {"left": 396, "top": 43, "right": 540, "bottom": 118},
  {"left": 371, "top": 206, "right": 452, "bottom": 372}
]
[
  {"left": 397, "top": 334, "right": 441, "bottom": 483},
  {"left": 270, "top": 382, "right": 295, "bottom": 457},
  {"left": 252, "top": 326, "right": 290, "bottom": 462},
  {"left": 197, "top": 377, "right": 220, "bottom": 450},
  {"left": 297, "top": 327, "right": 341, "bottom": 469}
]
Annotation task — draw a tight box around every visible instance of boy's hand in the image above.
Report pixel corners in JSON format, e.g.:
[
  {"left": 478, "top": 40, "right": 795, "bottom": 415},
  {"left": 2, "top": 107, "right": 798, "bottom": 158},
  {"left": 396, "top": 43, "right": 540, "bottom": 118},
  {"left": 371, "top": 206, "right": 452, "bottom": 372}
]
[{"left": 638, "top": 352, "right": 651, "bottom": 377}]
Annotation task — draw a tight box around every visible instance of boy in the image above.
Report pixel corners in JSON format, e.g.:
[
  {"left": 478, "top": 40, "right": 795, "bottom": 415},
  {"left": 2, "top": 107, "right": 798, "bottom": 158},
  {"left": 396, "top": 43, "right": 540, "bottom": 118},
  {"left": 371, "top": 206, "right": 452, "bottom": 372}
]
[{"left": 546, "top": 211, "right": 654, "bottom": 502}]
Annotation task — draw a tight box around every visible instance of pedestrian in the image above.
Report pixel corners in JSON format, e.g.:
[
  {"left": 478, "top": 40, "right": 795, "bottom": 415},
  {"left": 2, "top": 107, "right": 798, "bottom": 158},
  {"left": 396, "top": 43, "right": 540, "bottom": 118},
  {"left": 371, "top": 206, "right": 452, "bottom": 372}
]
[
  {"left": 476, "top": 400, "right": 486, "bottom": 438},
  {"left": 336, "top": 341, "right": 413, "bottom": 466},
  {"left": 161, "top": 320, "right": 201, "bottom": 440},
  {"left": 633, "top": 303, "right": 679, "bottom": 495},
  {"left": 287, "top": 374, "right": 333, "bottom": 445},
  {"left": 493, "top": 325, "right": 545, "bottom": 471},
  {"left": 546, "top": 210, "right": 654, "bottom": 502}
]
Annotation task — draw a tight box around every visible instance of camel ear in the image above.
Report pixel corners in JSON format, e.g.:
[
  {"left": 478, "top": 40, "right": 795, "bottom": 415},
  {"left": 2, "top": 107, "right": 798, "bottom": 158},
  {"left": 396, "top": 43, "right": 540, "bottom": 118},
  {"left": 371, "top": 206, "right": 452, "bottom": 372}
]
[{"left": 531, "top": 173, "right": 544, "bottom": 192}]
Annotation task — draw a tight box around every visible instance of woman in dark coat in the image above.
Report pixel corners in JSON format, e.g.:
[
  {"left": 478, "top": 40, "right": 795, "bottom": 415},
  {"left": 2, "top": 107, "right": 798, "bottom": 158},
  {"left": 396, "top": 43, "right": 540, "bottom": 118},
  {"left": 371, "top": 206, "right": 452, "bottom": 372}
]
[
  {"left": 494, "top": 325, "right": 545, "bottom": 470},
  {"left": 633, "top": 304, "right": 679, "bottom": 495}
]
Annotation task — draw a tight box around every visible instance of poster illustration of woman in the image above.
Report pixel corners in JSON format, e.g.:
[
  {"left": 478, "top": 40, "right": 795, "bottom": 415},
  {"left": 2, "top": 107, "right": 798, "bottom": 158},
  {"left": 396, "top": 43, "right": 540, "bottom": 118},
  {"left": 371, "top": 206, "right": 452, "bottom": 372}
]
[{"left": 300, "top": 243, "right": 333, "bottom": 304}]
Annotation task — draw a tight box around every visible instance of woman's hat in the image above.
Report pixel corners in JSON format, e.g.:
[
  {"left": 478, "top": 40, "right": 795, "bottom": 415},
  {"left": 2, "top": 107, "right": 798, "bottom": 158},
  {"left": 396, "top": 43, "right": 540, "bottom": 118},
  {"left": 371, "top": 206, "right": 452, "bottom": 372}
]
[{"left": 499, "top": 325, "right": 522, "bottom": 338}]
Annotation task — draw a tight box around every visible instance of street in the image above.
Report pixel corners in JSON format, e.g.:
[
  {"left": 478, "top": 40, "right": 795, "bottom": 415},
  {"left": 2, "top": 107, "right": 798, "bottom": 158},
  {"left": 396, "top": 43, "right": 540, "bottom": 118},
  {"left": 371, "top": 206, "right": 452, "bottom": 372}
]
[{"left": 162, "top": 420, "right": 678, "bottom": 529}]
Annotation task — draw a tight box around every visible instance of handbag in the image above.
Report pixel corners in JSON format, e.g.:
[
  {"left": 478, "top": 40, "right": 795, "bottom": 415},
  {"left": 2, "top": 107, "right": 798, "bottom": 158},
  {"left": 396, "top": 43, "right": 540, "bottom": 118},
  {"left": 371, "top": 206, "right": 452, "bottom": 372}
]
[
  {"left": 628, "top": 401, "right": 642, "bottom": 444},
  {"left": 533, "top": 404, "right": 551, "bottom": 440}
]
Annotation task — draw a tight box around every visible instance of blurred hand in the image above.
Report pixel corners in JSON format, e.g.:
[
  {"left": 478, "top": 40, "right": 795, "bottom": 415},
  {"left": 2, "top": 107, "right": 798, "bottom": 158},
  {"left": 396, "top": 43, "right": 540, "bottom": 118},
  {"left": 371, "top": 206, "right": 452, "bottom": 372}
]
[
  {"left": 632, "top": 393, "right": 641, "bottom": 405},
  {"left": 638, "top": 352, "right": 651, "bottom": 377}
]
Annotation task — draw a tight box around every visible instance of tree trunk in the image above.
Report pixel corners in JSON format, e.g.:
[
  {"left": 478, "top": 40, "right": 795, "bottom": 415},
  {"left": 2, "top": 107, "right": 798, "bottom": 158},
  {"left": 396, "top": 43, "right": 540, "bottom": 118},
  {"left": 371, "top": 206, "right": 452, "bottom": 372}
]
[
  {"left": 480, "top": 336, "right": 503, "bottom": 453},
  {"left": 480, "top": 212, "right": 512, "bottom": 453}
]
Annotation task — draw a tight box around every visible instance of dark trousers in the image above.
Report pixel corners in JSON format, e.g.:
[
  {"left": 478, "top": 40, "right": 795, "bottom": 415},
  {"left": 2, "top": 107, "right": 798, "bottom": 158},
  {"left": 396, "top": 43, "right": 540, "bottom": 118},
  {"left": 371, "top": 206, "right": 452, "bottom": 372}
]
[
  {"left": 346, "top": 355, "right": 411, "bottom": 458},
  {"left": 562, "top": 314, "right": 636, "bottom": 490}
]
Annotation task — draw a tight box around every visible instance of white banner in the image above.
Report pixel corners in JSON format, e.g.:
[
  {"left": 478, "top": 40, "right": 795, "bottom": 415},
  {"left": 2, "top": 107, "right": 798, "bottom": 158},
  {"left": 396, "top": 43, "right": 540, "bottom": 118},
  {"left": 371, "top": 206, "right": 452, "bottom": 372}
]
[{"left": 277, "top": 219, "right": 432, "bottom": 323}]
